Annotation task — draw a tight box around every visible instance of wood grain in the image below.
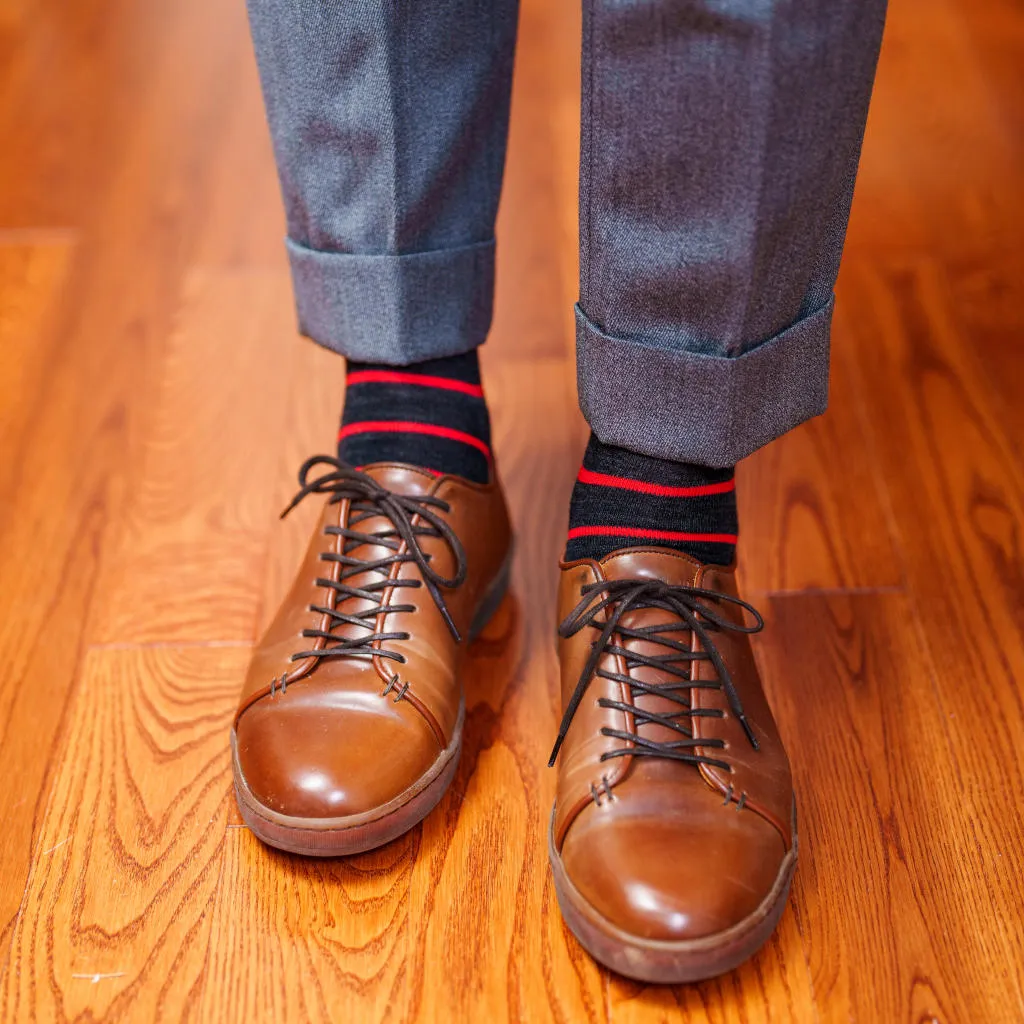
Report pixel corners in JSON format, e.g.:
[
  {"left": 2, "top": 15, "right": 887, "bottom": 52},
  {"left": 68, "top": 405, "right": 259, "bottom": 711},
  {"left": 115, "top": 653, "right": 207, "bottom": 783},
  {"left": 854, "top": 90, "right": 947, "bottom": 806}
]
[
  {"left": 0, "top": 646, "right": 240, "bottom": 1023},
  {"left": 737, "top": 309, "right": 903, "bottom": 595},
  {"left": 837, "top": 259, "right": 1024, "bottom": 985},
  {"left": 1, "top": 0, "right": 1023, "bottom": 1019},
  {"left": 88, "top": 269, "right": 296, "bottom": 645},
  {"left": 0, "top": 0, "right": 288, "bottom": 985},
  {"left": 761, "top": 593, "right": 1024, "bottom": 1023},
  {"left": 0, "top": 239, "right": 75, "bottom": 965},
  {"left": 490, "top": 0, "right": 581, "bottom": 363},
  {"left": 942, "top": 249, "right": 1024, "bottom": 440}
]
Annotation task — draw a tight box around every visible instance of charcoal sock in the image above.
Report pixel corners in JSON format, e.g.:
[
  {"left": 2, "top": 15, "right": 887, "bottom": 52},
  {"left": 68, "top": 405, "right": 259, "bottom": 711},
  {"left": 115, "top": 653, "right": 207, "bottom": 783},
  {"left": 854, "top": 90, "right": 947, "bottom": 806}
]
[
  {"left": 565, "top": 434, "right": 737, "bottom": 565},
  {"left": 338, "top": 352, "right": 492, "bottom": 483}
]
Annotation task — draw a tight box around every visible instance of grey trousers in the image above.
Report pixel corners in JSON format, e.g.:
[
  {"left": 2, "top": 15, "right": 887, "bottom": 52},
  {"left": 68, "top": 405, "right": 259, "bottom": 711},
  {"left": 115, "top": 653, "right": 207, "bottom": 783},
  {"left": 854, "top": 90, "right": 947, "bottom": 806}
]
[{"left": 247, "top": 0, "right": 886, "bottom": 467}]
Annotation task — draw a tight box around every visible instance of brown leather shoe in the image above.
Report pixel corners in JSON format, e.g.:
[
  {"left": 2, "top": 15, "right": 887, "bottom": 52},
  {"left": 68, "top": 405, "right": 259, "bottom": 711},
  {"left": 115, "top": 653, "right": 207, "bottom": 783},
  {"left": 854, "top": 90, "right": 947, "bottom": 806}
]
[
  {"left": 549, "top": 548, "right": 797, "bottom": 983},
  {"left": 232, "top": 456, "right": 513, "bottom": 856}
]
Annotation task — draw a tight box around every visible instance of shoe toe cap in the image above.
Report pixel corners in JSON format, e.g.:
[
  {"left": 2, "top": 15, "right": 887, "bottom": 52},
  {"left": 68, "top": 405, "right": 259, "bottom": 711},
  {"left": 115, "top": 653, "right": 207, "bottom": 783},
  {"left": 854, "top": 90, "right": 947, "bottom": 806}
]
[
  {"left": 560, "top": 796, "right": 788, "bottom": 942},
  {"left": 234, "top": 680, "right": 443, "bottom": 820}
]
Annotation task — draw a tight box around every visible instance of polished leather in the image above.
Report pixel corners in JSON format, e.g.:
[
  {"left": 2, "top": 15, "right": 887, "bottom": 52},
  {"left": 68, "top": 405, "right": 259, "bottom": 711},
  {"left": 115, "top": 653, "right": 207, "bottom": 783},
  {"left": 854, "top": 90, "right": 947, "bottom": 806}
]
[
  {"left": 553, "top": 547, "right": 794, "bottom": 941},
  {"left": 234, "top": 463, "right": 512, "bottom": 819}
]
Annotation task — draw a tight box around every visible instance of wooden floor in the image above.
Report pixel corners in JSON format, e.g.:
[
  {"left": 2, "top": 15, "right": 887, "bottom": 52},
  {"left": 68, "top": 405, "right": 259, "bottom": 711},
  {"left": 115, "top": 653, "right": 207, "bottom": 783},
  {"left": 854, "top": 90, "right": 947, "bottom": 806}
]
[{"left": 1, "top": 0, "right": 1023, "bottom": 1020}]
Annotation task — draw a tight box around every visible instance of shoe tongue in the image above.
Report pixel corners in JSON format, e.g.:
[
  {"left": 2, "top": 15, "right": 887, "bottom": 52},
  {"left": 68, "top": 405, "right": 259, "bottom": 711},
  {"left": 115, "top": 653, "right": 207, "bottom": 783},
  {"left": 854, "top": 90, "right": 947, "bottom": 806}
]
[
  {"left": 344, "top": 464, "right": 439, "bottom": 545},
  {"left": 597, "top": 548, "right": 705, "bottom": 755},
  {"left": 359, "top": 462, "right": 440, "bottom": 497},
  {"left": 325, "top": 463, "right": 440, "bottom": 648},
  {"left": 346, "top": 463, "right": 440, "bottom": 578},
  {"left": 598, "top": 547, "right": 703, "bottom": 588}
]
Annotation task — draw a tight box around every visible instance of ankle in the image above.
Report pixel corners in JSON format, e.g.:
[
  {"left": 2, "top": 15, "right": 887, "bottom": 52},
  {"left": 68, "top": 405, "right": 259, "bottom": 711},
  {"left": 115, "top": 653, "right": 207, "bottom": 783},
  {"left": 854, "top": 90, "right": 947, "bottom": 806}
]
[
  {"left": 565, "top": 435, "right": 737, "bottom": 565},
  {"left": 338, "top": 352, "right": 492, "bottom": 483}
]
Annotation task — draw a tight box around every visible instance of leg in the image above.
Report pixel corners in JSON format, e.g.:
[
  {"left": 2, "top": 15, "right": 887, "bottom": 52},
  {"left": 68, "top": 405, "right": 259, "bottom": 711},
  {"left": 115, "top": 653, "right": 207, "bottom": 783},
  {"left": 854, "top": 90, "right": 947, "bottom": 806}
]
[
  {"left": 576, "top": 0, "right": 886, "bottom": 467},
  {"left": 567, "top": 0, "right": 886, "bottom": 561},
  {"left": 233, "top": 0, "right": 517, "bottom": 857},
  {"left": 247, "top": 0, "right": 519, "bottom": 363},
  {"left": 247, "top": 0, "right": 520, "bottom": 480},
  {"left": 552, "top": 0, "right": 886, "bottom": 983}
]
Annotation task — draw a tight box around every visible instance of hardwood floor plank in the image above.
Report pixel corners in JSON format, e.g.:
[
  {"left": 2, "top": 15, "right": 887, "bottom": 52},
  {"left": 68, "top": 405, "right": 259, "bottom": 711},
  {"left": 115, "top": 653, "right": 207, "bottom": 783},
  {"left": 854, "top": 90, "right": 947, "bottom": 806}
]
[
  {"left": 0, "top": 0, "right": 156, "bottom": 229},
  {"left": 738, "top": 300, "right": 903, "bottom": 594},
  {"left": 88, "top": 269, "right": 296, "bottom": 645},
  {"left": 0, "top": 239, "right": 75, "bottom": 966},
  {"left": 188, "top": 23, "right": 286, "bottom": 272},
  {"left": 0, "top": 238, "right": 74, "bottom": 489},
  {"left": 847, "top": 0, "right": 1023, "bottom": 262},
  {"left": 956, "top": 0, "right": 1024, "bottom": 144},
  {"left": 941, "top": 248, "right": 1024, "bottom": 443},
  {"left": 832, "top": 260, "right": 1024, "bottom": 1014},
  {"left": 760, "top": 592, "right": 1023, "bottom": 1023},
  {"left": 0, "top": 0, "right": 289, "bottom": 987},
  {"left": 839, "top": 258, "right": 1024, "bottom": 788},
  {"left": 0, "top": 646, "right": 240, "bottom": 1022},
  {"left": 0, "top": 0, "right": 246, "bottom": 231},
  {"left": 202, "top": 828, "right": 416, "bottom": 1024},
  {"left": 490, "top": 0, "right": 581, "bottom": 364},
  {"left": 255, "top": 334, "right": 348, "bottom": 640}
]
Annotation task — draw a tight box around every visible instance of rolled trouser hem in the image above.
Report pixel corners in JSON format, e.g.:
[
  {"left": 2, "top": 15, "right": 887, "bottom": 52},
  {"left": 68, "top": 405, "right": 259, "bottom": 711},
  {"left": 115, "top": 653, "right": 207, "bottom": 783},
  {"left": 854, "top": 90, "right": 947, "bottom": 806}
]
[
  {"left": 285, "top": 237, "right": 496, "bottom": 364},
  {"left": 576, "top": 297, "right": 834, "bottom": 467}
]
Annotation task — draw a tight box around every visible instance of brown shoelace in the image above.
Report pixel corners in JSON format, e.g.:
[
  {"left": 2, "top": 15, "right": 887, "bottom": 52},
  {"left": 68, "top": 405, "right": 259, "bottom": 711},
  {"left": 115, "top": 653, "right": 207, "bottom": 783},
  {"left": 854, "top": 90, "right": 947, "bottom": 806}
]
[
  {"left": 281, "top": 456, "right": 468, "bottom": 675},
  {"left": 548, "top": 578, "right": 764, "bottom": 770}
]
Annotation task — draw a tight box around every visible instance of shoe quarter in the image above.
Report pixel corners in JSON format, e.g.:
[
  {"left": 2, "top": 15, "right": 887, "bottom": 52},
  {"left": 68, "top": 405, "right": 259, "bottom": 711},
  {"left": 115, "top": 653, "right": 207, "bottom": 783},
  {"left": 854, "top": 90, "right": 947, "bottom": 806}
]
[
  {"left": 427, "top": 474, "right": 513, "bottom": 632},
  {"left": 553, "top": 561, "right": 636, "bottom": 849},
  {"left": 691, "top": 566, "right": 794, "bottom": 848},
  {"left": 370, "top": 473, "right": 512, "bottom": 745},
  {"left": 238, "top": 498, "right": 347, "bottom": 716}
]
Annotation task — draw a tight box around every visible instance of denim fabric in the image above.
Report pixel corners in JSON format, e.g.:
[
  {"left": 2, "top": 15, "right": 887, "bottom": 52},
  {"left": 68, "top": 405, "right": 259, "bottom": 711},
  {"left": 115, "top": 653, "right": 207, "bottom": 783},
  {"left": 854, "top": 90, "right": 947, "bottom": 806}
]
[{"left": 247, "top": 0, "right": 886, "bottom": 463}]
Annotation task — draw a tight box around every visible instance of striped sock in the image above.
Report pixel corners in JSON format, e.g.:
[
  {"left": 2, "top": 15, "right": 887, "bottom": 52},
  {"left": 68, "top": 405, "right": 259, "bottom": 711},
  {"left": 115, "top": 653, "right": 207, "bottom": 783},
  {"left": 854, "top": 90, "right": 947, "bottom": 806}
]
[
  {"left": 565, "top": 435, "right": 738, "bottom": 565},
  {"left": 338, "top": 352, "right": 492, "bottom": 483}
]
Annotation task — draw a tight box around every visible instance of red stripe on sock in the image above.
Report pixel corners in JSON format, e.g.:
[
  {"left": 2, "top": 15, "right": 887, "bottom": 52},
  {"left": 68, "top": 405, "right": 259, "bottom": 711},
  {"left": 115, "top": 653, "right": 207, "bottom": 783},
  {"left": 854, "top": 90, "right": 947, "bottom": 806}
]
[
  {"left": 567, "top": 525, "right": 737, "bottom": 544},
  {"left": 338, "top": 420, "right": 491, "bottom": 459},
  {"left": 576, "top": 467, "right": 735, "bottom": 497},
  {"left": 346, "top": 370, "right": 485, "bottom": 398}
]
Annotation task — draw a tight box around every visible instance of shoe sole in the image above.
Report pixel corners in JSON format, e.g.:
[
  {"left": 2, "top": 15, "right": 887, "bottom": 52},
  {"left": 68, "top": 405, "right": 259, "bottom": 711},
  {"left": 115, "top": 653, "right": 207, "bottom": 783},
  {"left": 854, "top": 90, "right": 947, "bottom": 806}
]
[
  {"left": 548, "top": 800, "right": 798, "bottom": 984},
  {"left": 232, "top": 549, "right": 512, "bottom": 857}
]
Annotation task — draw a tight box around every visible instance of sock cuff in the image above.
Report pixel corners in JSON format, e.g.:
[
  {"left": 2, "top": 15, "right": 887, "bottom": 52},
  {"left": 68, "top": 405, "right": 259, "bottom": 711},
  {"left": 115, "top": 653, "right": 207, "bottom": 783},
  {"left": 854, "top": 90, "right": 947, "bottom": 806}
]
[
  {"left": 346, "top": 351, "right": 483, "bottom": 385},
  {"left": 580, "top": 435, "right": 734, "bottom": 488},
  {"left": 566, "top": 435, "right": 738, "bottom": 564},
  {"left": 339, "top": 353, "right": 492, "bottom": 483}
]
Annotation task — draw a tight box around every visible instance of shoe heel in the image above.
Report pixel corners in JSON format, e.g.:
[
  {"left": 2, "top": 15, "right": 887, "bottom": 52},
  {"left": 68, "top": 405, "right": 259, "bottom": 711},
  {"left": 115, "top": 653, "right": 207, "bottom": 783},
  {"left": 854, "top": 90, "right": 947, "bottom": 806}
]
[{"left": 468, "top": 547, "right": 513, "bottom": 641}]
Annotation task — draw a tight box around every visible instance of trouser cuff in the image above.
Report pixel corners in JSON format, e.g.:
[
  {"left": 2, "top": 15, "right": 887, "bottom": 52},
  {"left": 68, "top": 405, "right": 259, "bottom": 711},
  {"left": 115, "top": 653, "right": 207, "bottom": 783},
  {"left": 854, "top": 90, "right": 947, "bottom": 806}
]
[
  {"left": 575, "top": 298, "right": 834, "bottom": 467},
  {"left": 285, "top": 237, "right": 496, "bottom": 364}
]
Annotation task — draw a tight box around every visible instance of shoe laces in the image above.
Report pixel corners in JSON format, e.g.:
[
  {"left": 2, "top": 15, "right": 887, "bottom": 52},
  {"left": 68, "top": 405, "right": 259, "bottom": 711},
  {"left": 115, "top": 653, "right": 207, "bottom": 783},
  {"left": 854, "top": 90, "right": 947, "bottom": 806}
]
[
  {"left": 548, "top": 577, "right": 764, "bottom": 770},
  {"left": 279, "top": 456, "right": 468, "bottom": 680}
]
